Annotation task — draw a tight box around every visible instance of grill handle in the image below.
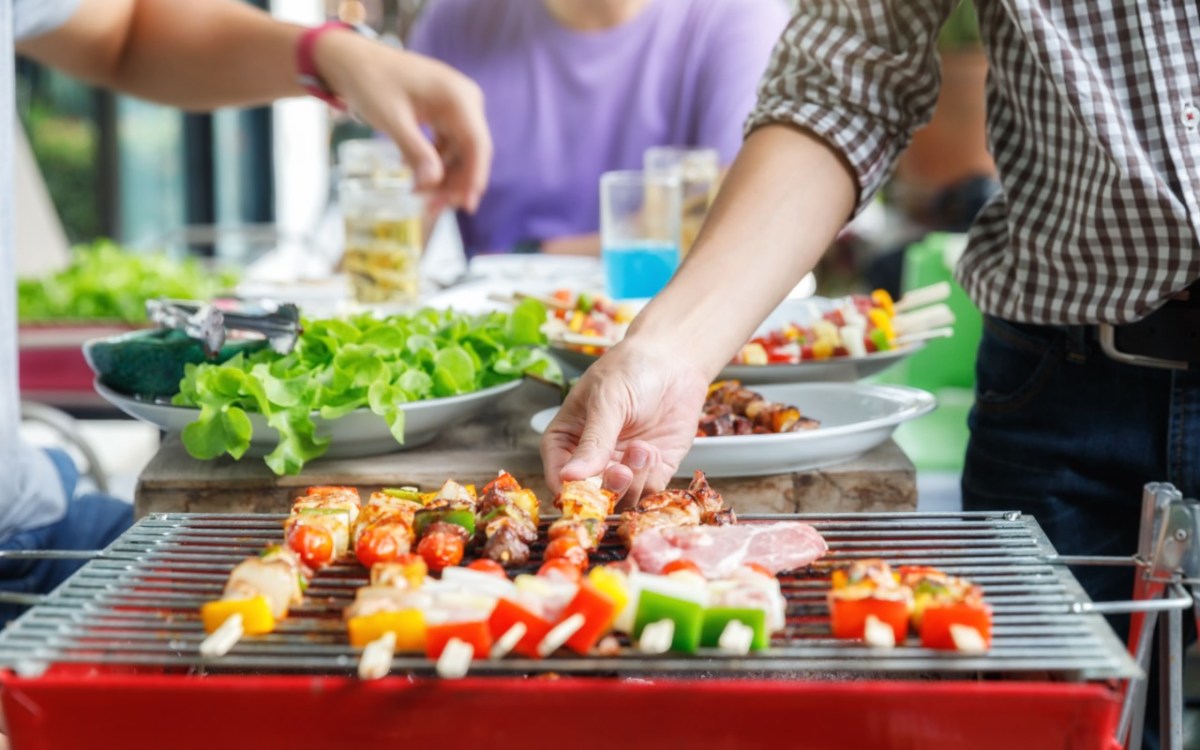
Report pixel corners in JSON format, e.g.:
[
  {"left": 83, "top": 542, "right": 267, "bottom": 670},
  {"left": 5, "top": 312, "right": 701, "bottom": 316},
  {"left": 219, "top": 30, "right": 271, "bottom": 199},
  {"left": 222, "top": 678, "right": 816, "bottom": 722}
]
[{"left": 0, "top": 550, "right": 101, "bottom": 560}]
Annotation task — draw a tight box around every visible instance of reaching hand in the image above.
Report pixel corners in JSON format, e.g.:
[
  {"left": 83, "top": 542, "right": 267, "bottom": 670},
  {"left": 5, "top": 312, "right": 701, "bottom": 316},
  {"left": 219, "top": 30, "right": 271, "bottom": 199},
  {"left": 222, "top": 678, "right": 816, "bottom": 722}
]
[
  {"left": 541, "top": 339, "right": 710, "bottom": 504},
  {"left": 315, "top": 32, "right": 492, "bottom": 212}
]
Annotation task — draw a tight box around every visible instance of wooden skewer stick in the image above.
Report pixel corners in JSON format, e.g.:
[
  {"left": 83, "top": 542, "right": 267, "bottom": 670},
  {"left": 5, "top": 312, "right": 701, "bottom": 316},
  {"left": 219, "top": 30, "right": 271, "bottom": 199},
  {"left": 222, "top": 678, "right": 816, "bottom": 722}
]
[
  {"left": 489, "top": 622, "right": 528, "bottom": 660},
  {"left": 863, "top": 614, "right": 896, "bottom": 649},
  {"left": 894, "top": 281, "right": 952, "bottom": 312},
  {"left": 894, "top": 327, "right": 955, "bottom": 346},
  {"left": 537, "top": 613, "right": 586, "bottom": 657},
  {"left": 358, "top": 631, "right": 397, "bottom": 680},
  {"left": 893, "top": 303, "right": 956, "bottom": 337},
  {"left": 199, "top": 613, "right": 244, "bottom": 658},
  {"left": 637, "top": 619, "right": 675, "bottom": 654},
  {"left": 717, "top": 620, "right": 754, "bottom": 655},
  {"left": 436, "top": 637, "right": 475, "bottom": 679},
  {"left": 486, "top": 291, "right": 573, "bottom": 311},
  {"left": 554, "top": 331, "right": 620, "bottom": 349}
]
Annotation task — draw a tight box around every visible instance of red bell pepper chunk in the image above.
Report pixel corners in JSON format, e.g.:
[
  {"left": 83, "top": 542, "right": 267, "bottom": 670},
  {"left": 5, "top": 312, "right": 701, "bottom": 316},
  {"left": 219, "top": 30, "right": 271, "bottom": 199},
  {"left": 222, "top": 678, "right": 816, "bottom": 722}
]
[
  {"left": 558, "top": 583, "right": 618, "bottom": 655},
  {"left": 828, "top": 596, "right": 910, "bottom": 642},
  {"left": 425, "top": 620, "right": 493, "bottom": 660},
  {"left": 919, "top": 601, "right": 993, "bottom": 651},
  {"left": 487, "top": 599, "right": 553, "bottom": 658}
]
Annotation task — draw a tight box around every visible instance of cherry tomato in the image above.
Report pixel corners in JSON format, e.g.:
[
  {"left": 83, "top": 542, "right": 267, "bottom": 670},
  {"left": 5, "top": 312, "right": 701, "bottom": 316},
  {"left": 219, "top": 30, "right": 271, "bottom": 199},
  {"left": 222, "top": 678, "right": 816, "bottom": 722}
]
[
  {"left": 543, "top": 537, "right": 589, "bottom": 570},
  {"left": 467, "top": 559, "right": 509, "bottom": 578},
  {"left": 354, "top": 522, "right": 409, "bottom": 569},
  {"left": 417, "top": 531, "right": 464, "bottom": 572},
  {"left": 286, "top": 524, "right": 335, "bottom": 569},
  {"left": 662, "top": 559, "right": 704, "bottom": 577},
  {"left": 537, "top": 558, "right": 583, "bottom": 583}
]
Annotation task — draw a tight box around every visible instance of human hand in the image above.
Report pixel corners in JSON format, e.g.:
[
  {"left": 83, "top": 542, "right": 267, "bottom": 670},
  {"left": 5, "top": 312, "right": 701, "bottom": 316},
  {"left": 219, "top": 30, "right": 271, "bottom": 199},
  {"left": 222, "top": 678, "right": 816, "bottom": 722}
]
[
  {"left": 314, "top": 32, "right": 492, "bottom": 212},
  {"left": 541, "top": 339, "right": 710, "bottom": 504}
]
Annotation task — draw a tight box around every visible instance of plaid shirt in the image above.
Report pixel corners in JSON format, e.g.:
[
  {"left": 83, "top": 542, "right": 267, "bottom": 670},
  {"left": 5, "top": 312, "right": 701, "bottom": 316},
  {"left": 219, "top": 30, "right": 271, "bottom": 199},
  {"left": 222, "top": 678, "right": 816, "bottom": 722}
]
[{"left": 748, "top": 0, "right": 1200, "bottom": 324}]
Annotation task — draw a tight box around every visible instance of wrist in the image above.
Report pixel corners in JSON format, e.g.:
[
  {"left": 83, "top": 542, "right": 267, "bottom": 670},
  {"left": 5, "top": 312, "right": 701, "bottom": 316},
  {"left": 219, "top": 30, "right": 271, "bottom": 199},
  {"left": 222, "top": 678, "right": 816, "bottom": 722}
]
[{"left": 298, "top": 21, "right": 360, "bottom": 107}]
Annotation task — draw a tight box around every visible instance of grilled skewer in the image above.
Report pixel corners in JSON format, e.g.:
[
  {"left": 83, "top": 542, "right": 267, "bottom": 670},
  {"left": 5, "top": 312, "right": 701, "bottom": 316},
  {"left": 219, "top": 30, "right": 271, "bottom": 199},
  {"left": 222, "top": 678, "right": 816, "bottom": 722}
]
[
  {"left": 475, "top": 471, "right": 541, "bottom": 566},
  {"left": 199, "top": 546, "right": 312, "bottom": 656},
  {"left": 546, "top": 477, "right": 617, "bottom": 570},
  {"left": 698, "top": 380, "right": 819, "bottom": 437},
  {"left": 284, "top": 486, "right": 362, "bottom": 570},
  {"left": 617, "top": 471, "right": 730, "bottom": 546}
]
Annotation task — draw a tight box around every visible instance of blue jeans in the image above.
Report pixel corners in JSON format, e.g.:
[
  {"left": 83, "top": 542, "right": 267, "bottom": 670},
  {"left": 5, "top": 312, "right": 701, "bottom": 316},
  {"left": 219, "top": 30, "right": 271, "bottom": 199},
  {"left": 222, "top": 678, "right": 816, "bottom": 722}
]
[
  {"left": 0, "top": 449, "right": 133, "bottom": 624},
  {"left": 963, "top": 316, "right": 1194, "bottom": 748}
]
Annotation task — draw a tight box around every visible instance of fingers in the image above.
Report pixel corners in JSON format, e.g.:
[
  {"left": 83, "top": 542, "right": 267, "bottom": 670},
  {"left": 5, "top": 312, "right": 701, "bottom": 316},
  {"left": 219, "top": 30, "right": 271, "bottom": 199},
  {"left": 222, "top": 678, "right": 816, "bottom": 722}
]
[
  {"left": 379, "top": 105, "right": 445, "bottom": 190},
  {"left": 621, "top": 441, "right": 659, "bottom": 504},
  {"left": 435, "top": 93, "right": 492, "bottom": 212}
]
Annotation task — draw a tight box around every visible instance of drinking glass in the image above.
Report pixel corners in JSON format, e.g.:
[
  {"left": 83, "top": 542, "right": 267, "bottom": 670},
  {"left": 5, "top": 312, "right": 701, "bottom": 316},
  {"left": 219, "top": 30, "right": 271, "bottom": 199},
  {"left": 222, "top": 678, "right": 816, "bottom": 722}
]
[
  {"left": 644, "top": 146, "right": 719, "bottom": 257},
  {"left": 340, "top": 176, "right": 424, "bottom": 304},
  {"left": 600, "top": 170, "right": 682, "bottom": 300}
]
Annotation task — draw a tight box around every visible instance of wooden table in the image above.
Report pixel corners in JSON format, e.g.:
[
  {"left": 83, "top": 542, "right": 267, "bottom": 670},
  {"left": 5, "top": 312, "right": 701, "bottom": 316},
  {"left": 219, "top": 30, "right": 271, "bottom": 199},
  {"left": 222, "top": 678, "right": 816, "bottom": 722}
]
[{"left": 135, "top": 381, "right": 917, "bottom": 517}]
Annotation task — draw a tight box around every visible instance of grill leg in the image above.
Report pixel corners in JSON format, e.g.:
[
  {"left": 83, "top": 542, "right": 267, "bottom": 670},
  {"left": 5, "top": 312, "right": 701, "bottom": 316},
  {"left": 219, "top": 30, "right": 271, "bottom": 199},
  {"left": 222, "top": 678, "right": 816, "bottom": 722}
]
[
  {"left": 1160, "top": 602, "right": 1184, "bottom": 750},
  {"left": 1121, "top": 609, "right": 1159, "bottom": 750}
]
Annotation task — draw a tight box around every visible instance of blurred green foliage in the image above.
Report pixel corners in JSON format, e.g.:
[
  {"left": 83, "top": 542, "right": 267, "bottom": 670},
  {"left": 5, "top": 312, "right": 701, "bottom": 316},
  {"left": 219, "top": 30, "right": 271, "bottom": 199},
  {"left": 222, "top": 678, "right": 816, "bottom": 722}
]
[
  {"left": 940, "top": 1, "right": 981, "bottom": 51},
  {"left": 18, "top": 240, "right": 239, "bottom": 323},
  {"left": 23, "top": 103, "right": 101, "bottom": 243}
]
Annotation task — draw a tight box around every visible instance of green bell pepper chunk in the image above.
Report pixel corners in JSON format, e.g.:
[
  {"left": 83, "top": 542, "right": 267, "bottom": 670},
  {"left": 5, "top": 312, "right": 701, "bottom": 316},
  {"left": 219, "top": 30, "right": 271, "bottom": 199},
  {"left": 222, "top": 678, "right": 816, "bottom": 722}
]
[
  {"left": 576, "top": 292, "right": 594, "bottom": 314},
  {"left": 700, "top": 607, "right": 768, "bottom": 651},
  {"left": 413, "top": 507, "right": 476, "bottom": 539},
  {"left": 633, "top": 590, "right": 703, "bottom": 653},
  {"left": 382, "top": 487, "right": 422, "bottom": 502},
  {"left": 869, "top": 328, "right": 892, "bottom": 352}
]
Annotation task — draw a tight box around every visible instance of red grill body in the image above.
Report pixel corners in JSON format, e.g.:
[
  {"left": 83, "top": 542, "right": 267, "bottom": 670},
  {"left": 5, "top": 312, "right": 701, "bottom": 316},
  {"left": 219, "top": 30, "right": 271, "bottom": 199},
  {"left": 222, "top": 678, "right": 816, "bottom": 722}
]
[{"left": 2, "top": 671, "right": 1120, "bottom": 750}]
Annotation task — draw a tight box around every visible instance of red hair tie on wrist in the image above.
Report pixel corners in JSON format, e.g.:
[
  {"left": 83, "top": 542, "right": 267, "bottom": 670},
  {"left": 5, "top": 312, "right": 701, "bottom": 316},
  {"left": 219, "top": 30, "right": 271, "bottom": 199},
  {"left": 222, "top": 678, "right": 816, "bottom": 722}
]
[{"left": 296, "top": 21, "right": 353, "bottom": 110}]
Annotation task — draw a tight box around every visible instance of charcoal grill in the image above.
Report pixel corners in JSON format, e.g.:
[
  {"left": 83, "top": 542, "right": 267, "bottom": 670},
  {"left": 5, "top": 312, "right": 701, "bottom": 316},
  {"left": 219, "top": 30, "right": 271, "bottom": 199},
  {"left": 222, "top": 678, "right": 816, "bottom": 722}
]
[{"left": 0, "top": 495, "right": 1186, "bottom": 750}]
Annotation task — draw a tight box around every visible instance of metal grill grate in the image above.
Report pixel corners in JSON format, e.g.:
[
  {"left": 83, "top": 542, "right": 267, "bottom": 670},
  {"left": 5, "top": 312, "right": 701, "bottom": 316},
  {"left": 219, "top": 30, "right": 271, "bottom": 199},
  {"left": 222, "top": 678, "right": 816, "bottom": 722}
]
[{"left": 0, "top": 512, "right": 1139, "bottom": 680}]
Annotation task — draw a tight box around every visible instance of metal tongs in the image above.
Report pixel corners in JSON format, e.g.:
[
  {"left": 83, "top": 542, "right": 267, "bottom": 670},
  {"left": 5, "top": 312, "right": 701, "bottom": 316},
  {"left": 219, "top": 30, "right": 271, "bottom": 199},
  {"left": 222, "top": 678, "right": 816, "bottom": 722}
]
[{"left": 146, "top": 298, "right": 303, "bottom": 358}]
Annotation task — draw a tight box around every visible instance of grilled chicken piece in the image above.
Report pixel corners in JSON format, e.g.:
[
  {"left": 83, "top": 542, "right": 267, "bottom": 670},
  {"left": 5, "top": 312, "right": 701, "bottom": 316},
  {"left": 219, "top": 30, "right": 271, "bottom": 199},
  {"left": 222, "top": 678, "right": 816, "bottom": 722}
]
[
  {"left": 556, "top": 478, "right": 617, "bottom": 520},
  {"left": 225, "top": 556, "right": 305, "bottom": 618},
  {"left": 617, "top": 471, "right": 730, "bottom": 546},
  {"left": 617, "top": 503, "right": 701, "bottom": 547}
]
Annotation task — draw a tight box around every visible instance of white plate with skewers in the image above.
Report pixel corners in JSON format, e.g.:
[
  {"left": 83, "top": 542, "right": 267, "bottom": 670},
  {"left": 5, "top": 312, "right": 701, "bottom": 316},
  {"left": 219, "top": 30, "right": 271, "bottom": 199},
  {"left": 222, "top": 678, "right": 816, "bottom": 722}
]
[
  {"left": 530, "top": 382, "right": 937, "bottom": 478},
  {"left": 538, "top": 283, "right": 954, "bottom": 384}
]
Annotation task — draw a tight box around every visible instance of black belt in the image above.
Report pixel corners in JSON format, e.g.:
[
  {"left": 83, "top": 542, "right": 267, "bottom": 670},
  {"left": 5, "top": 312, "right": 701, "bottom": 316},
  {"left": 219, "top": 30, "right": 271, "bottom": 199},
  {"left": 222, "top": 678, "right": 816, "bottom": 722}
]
[{"left": 1099, "top": 282, "right": 1200, "bottom": 370}]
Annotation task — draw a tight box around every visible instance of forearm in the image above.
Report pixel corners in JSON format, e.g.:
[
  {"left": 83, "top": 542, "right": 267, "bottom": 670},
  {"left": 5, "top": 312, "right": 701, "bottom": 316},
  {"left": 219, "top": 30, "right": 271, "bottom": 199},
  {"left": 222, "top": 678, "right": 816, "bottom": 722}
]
[
  {"left": 626, "top": 124, "right": 857, "bottom": 379},
  {"left": 17, "top": 0, "right": 308, "bottom": 110}
]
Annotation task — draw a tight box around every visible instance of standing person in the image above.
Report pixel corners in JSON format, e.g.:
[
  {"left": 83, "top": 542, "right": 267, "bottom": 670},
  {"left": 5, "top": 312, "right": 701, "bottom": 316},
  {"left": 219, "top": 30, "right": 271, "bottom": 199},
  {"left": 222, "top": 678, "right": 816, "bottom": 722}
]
[
  {"left": 0, "top": 0, "right": 492, "bottom": 620},
  {"left": 542, "top": 1, "right": 1197, "bottom": 739},
  {"left": 408, "top": 0, "right": 789, "bottom": 256}
]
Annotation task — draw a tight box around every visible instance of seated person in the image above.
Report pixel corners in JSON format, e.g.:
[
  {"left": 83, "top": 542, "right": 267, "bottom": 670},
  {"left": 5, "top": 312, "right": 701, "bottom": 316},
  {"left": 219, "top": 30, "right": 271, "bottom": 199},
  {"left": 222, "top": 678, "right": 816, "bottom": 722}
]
[{"left": 409, "top": 0, "right": 789, "bottom": 256}]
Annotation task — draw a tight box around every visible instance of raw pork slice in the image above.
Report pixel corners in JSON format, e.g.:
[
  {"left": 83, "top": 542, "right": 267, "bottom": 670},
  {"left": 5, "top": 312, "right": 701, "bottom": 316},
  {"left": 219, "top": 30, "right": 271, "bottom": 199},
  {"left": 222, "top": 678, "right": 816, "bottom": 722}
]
[{"left": 631, "top": 522, "right": 828, "bottom": 579}]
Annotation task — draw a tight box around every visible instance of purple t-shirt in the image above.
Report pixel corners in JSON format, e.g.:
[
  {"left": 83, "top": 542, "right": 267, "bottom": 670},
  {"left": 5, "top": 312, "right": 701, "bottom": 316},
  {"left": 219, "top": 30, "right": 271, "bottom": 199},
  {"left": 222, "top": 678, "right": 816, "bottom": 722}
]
[{"left": 409, "top": 0, "right": 789, "bottom": 256}]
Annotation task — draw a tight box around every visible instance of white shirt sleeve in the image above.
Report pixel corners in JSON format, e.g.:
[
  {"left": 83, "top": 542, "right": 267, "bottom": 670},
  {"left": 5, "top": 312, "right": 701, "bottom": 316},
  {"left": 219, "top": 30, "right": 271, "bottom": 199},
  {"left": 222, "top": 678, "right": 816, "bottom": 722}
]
[{"left": 13, "top": 0, "right": 83, "bottom": 41}]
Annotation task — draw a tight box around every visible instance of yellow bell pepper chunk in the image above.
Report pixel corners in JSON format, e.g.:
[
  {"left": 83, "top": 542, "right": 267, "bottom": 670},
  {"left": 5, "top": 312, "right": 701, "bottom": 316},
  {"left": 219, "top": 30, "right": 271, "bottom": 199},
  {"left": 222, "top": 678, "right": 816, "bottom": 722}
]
[
  {"left": 201, "top": 596, "right": 276, "bottom": 635},
  {"left": 812, "top": 339, "right": 834, "bottom": 359},
  {"left": 568, "top": 311, "right": 586, "bottom": 333},
  {"left": 347, "top": 609, "right": 427, "bottom": 650},
  {"left": 868, "top": 309, "right": 895, "bottom": 342},
  {"left": 587, "top": 566, "right": 630, "bottom": 618},
  {"left": 740, "top": 343, "right": 768, "bottom": 366},
  {"left": 871, "top": 289, "right": 895, "bottom": 318},
  {"left": 614, "top": 304, "right": 636, "bottom": 324}
]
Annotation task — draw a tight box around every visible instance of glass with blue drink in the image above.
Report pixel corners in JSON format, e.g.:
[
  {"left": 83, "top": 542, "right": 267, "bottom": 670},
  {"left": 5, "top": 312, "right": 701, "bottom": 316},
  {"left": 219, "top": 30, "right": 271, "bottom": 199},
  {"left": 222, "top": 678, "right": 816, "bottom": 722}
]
[{"left": 600, "top": 170, "right": 682, "bottom": 300}]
